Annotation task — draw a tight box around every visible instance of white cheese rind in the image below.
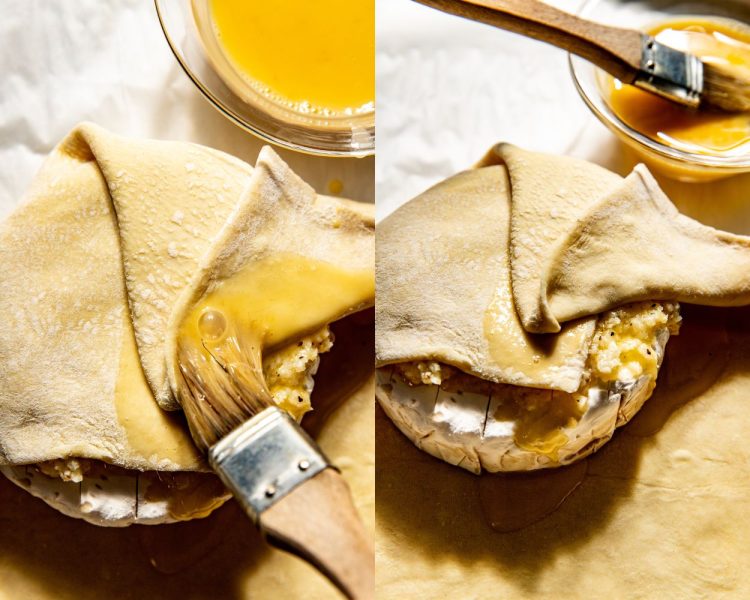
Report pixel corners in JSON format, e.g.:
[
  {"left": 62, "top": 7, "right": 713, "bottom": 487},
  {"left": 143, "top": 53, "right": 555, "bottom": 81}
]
[
  {"left": 0, "top": 465, "right": 230, "bottom": 527},
  {"left": 376, "top": 329, "right": 670, "bottom": 474}
]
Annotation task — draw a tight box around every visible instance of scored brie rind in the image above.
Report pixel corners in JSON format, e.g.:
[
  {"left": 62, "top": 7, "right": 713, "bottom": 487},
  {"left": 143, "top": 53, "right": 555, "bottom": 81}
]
[
  {"left": 0, "top": 124, "right": 374, "bottom": 525},
  {"left": 0, "top": 462, "right": 230, "bottom": 527},
  {"left": 376, "top": 302, "right": 680, "bottom": 474}
]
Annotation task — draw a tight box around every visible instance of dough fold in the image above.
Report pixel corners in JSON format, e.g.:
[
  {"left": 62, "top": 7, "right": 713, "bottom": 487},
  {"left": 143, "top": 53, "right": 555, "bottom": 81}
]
[
  {"left": 166, "top": 146, "right": 375, "bottom": 397},
  {"left": 375, "top": 164, "right": 596, "bottom": 393},
  {"left": 478, "top": 144, "right": 750, "bottom": 334},
  {"left": 542, "top": 165, "right": 750, "bottom": 327},
  {"left": 77, "top": 123, "right": 254, "bottom": 408},
  {"left": 478, "top": 143, "right": 623, "bottom": 334}
]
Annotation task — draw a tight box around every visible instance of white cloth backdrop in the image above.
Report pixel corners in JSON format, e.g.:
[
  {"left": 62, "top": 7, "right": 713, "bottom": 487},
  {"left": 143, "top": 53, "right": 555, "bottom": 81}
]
[
  {"left": 376, "top": 0, "right": 750, "bottom": 236},
  {"left": 0, "top": 0, "right": 373, "bottom": 223}
]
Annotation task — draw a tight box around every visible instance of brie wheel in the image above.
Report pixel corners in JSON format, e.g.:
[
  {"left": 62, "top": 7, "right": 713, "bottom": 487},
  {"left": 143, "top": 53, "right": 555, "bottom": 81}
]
[
  {"left": 0, "top": 461, "right": 230, "bottom": 527},
  {"left": 376, "top": 302, "right": 680, "bottom": 474}
]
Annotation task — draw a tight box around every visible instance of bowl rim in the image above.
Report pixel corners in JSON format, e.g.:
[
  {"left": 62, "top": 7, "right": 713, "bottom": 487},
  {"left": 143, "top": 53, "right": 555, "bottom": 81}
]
[
  {"left": 154, "top": 0, "right": 374, "bottom": 158},
  {"left": 569, "top": 0, "right": 750, "bottom": 171}
]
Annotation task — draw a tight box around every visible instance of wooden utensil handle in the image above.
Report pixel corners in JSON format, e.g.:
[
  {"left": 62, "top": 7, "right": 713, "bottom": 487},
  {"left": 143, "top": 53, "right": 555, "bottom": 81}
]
[
  {"left": 414, "top": 0, "right": 643, "bottom": 82},
  {"left": 261, "top": 468, "right": 374, "bottom": 600}
]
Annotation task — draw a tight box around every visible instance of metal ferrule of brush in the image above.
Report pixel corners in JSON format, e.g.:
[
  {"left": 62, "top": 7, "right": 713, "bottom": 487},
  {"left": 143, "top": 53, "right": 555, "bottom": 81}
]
[
  {"left": 208, "top": 406, "right": 332, "bottom": 521},
  {"left": 634, "top": 35, "right": 703, "bottom": 108}
]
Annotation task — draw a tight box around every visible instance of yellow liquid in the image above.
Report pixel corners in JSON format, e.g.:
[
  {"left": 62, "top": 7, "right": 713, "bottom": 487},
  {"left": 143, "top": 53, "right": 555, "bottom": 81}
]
[
  {"left": 176, "top": 254, "right": 373, "bottom": 430},
  {"left": 208, "top": 0, "right": 374, "bottom": 115},
  {"left": 605, "top": 17, "right": 750, "bottom": 156},
  {"left": 180, "top": 253, "right": 374, "bottom": 353},
  {"left": 115, "top": 314, "right": 202, "bottom": 468}
]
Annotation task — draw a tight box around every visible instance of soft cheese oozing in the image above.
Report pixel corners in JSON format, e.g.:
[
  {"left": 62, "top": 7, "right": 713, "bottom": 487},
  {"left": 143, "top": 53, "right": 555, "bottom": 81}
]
[{"left": 36, "top": 458, "right": 89, "bottom": 483}]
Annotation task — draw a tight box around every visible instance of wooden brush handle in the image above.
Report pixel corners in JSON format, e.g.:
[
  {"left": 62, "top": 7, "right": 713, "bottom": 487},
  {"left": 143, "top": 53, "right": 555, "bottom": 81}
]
[
  {"left": 414, "top": 0, "right": 644, "bottom": 83},
  {"left": 261, "top": 468, "right": 374, "bottom": 600}
]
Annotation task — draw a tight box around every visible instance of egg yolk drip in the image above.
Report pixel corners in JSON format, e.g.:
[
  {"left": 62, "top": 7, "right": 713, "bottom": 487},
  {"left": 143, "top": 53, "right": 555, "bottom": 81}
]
[
  {"left": 492, "top": 387, "right": 588, "bottom": 460},
  {"left": 603, "top": 17, "right": 750, "bottom": 156},
  {"left": 178, "top": 253, "right": 373, "bottom": 421}
]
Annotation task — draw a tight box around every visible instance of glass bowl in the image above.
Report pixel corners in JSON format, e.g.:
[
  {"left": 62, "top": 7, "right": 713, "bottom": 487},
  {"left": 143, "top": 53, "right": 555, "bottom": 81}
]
[
  {"left": 155, "top": 0, "right": 374, "bottom": 157},
  {"left": 570, "top": 0, "right": 750, "bottom": 181}
]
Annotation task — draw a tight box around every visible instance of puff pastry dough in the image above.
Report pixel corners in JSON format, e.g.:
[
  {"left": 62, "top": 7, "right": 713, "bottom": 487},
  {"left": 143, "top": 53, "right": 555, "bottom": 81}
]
[
  {"left": 0, "top": 123, "right": 374, "bottom": 477},
  {"left": 376, "top": 159, "right": 598, "bottom": 394}
]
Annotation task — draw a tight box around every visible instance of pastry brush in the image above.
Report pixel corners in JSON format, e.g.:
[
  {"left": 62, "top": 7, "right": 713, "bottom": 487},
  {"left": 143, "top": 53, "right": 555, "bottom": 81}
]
[
  {"left": 415, "top": 0, "right": 750, "bottom": 112},
  {"left": 176, "top": 315, "right": 373, "bottom": 600}
]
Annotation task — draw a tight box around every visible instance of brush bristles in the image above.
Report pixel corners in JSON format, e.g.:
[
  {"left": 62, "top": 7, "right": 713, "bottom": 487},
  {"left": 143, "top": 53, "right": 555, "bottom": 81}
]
[
  {"left": 176, "top": 329, "right": 273, "bottom": 452},
  {"left": 702, "top": 61, "right": 750, "bottom": 113}
]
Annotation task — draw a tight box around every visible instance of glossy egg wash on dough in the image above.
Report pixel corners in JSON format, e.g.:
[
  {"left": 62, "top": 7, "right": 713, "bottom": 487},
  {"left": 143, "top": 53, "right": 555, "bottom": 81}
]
[
  {"left": 602, "top": 17, "right": 750, "bottom": 156},
  {"left": 180, "top": 253, "right": 374, "bottom": 353},
  {"left": 177, "top": 253, "right": 374, "bottom": 419},
  {"left": 198, "top": 0, "right": 374, "bottom": 116}
]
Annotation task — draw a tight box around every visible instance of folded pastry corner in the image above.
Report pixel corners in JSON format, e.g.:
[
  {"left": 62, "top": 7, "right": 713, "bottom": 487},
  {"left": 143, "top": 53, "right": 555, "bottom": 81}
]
[
  {"left": 166, "top": 145, "right": 375, "bottom": 432},
  {"left": 543, "top": 163, "right": 750, "bottom": 326},
  {"left": 478, "top": 142, "right": 623, "bottom": 334},
  {"left": 484, "top": 142, "right": 750, "bottom": 333}
]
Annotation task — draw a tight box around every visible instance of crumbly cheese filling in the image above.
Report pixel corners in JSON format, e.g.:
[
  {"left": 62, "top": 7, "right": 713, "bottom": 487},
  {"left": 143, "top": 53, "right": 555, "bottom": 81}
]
[
  {"left": 395, "top": 360, "right": 445, "bottom": 387},
  {"left": 262, "top": 326, "right": 334, "bottom": 420},
  {"left": 36, "top": 458, "right": 90, "bottom": 483},
  {"left": 394, "top": 302, "right": 681, "bottom": 460},
  {"left": 588, "top": 301, "right": 681, "bottom": 385}
]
